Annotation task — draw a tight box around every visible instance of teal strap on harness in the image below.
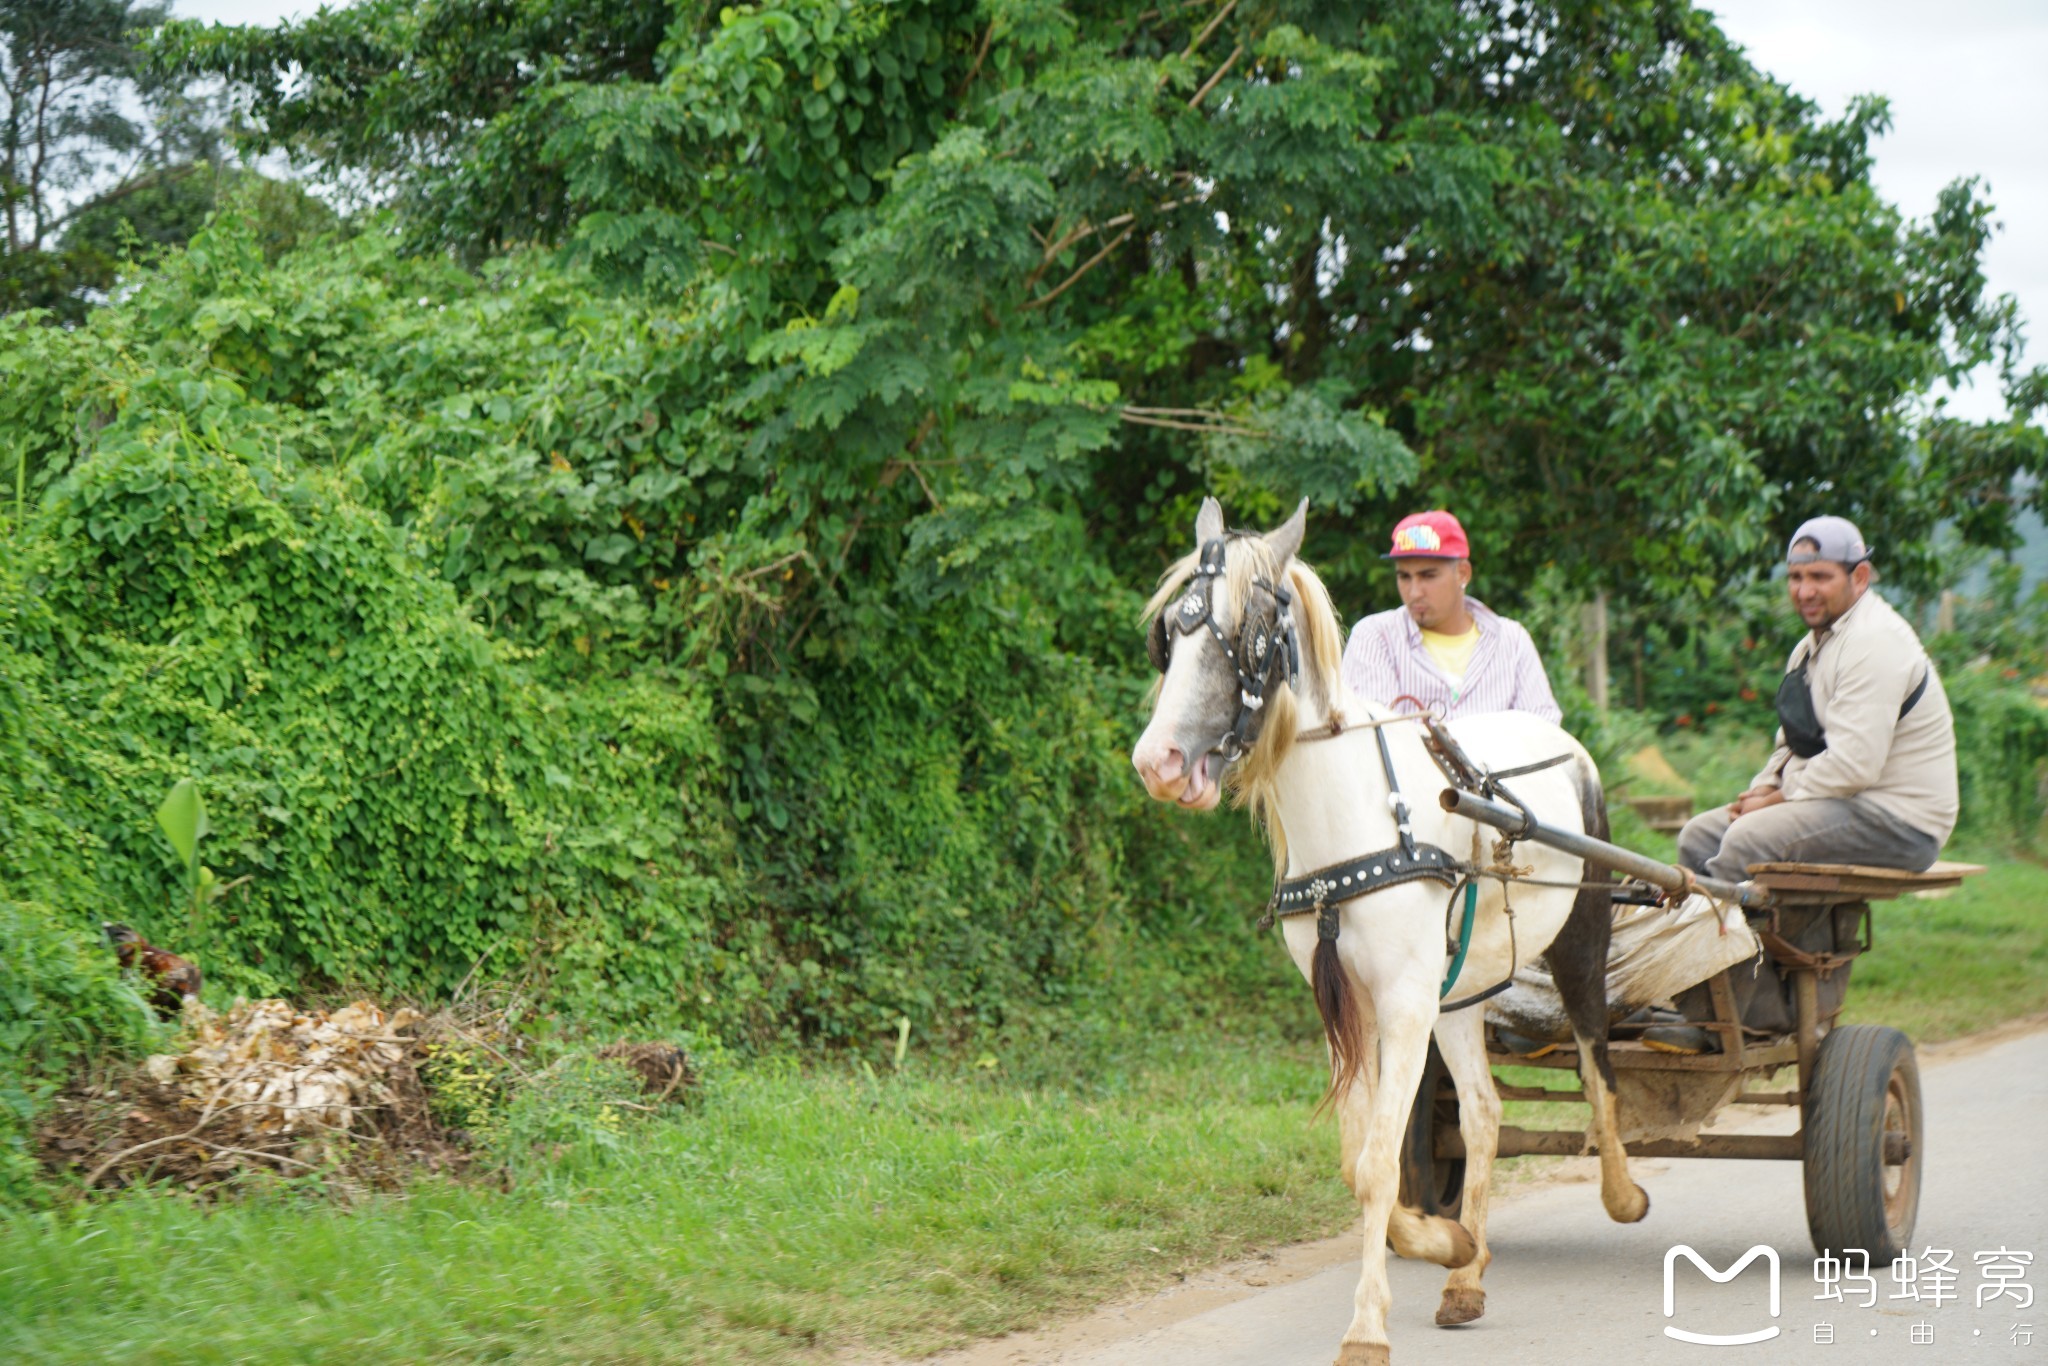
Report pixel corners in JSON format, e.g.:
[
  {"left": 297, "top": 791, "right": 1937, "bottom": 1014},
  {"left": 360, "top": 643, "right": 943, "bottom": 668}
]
[{"left": 1440, "top": 879, "right": 1479, "bottom": 999}]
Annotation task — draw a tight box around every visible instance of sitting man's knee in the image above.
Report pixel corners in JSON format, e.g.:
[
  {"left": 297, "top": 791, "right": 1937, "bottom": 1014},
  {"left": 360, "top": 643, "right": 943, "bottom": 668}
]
[
  {"left": 1711, "top": 826, "right": 1774, "bottom": 880},
  {"left": 1676, "top": 808, "right": 1731, "bottom": 873}
]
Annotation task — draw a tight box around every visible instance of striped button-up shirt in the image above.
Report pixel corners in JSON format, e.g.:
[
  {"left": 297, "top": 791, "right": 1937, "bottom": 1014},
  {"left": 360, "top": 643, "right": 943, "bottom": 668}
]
[{"left": 1340, "top": 599, "right": 1562, "bottom": 723}]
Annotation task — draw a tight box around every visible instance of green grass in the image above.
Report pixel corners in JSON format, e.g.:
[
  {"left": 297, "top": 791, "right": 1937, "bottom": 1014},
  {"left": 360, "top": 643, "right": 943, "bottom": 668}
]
[
  {"left": 0, "top": 1034, "right": 1357, "bottom": 1365},
  {"left": 1839, "top": 854, "right": 2048, "bottom": 1041},
  {"left": 6, "top": 855, "right": 2043, "bottom": 1366}
]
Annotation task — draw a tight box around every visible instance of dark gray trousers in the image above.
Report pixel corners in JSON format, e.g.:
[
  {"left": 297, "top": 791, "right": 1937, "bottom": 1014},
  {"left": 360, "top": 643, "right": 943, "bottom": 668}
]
[
  {"left": 1671, "top": 796, "right": 1941, "bottom": 1033},
  {"left": 1676, "top": 796, "right": 1942, "bottom": 885}
]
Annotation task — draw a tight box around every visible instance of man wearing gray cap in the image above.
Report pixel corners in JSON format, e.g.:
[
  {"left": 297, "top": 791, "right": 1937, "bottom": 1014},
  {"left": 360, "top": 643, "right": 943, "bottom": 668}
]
[{"left": 1649, "top": 516, "right": 1959, "bottom": 1052}]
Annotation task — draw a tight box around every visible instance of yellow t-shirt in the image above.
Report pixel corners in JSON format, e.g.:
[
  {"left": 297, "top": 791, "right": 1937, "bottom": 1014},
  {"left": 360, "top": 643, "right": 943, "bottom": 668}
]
[{"left": 1421, "top": 624, "right": 1480, "bottom": 684}]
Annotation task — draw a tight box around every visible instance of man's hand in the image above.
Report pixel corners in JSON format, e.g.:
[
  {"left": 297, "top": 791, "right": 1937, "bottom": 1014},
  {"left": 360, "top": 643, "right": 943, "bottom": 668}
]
[{"left": 1725, "top": 787, "right": 1787, "bottom": 818}]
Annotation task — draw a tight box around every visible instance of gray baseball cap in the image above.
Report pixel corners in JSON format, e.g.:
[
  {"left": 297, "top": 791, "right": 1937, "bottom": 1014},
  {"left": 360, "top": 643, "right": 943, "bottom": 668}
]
[{"left": 1787, "top": 515, "right": 1871, "bottom": 567}]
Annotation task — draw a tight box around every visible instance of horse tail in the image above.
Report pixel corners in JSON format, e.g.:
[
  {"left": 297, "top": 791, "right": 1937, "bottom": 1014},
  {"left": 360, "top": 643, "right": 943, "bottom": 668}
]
[{"left": 1312, "top": 935, "right": 1365, "bottom": 1114}]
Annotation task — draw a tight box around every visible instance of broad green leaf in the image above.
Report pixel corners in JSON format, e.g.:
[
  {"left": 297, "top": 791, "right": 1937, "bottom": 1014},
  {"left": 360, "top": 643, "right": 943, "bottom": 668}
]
[{"left": 156, "top": 779, "right": 209, "bottom": 871}]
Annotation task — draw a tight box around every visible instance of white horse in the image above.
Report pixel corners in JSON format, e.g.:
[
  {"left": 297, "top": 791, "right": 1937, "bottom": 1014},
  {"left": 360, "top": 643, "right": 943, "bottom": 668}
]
[{"left": 1130, "top": 499, "right": 1647, "bottom": 1366}]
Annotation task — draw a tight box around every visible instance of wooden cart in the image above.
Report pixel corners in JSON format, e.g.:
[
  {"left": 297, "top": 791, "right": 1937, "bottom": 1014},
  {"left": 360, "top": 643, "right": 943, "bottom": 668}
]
[{"left": 1400, "top": 856, "right": 1984, "bottom": 1261}]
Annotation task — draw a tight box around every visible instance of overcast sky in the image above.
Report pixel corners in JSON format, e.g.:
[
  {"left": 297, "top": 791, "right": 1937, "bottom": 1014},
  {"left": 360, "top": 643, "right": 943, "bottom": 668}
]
[{"left": 175, "top": 0, "right": 2043, "bottom": 422}]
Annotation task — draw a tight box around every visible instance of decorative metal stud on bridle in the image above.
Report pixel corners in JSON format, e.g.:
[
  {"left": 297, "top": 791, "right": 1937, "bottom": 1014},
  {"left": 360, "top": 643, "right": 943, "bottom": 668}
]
[{"left": 1146, "top": 534, "right": 1302, "bottom": 765}]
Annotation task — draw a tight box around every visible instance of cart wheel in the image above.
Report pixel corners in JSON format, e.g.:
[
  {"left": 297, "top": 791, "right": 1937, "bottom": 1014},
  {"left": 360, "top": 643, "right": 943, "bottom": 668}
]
[
  {"left": 1803, "top": 1025, "right": 1922, "bottom": 1262},
  {"left": 1399, "top": 1040, "right": 1466, "bottom": 1219}
]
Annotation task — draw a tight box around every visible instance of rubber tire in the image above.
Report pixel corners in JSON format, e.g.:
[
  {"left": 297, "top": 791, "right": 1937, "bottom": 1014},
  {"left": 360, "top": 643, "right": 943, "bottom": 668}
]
[
  {"left": 1399, "top": 1040, "right": 1466, "bottom": 1220},
  {"left": 1803, "top": 1024, "right": 1922, "bottom": 1263}
]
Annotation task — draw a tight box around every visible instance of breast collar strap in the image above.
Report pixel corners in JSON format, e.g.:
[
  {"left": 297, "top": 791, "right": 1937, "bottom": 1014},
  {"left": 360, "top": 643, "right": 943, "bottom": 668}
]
[
  {"left": 1266, "top": 844, "right": 1462, "bottom": 938},
  {"left": 1260, "top": 717, "right": 1462, "bottom": 935}
]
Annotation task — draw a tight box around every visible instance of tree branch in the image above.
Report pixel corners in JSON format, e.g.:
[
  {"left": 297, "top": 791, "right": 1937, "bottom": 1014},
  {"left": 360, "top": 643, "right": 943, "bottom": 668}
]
[
  {"left": 1031, "top": 210, "right": 1138, "bottom": 280},
  {"left": 786, "top": 411, "right": 939, "bottom": 653},
  {"left": 1188, "top": 44, "right": 1243, "bottom": 110},
  {"left": 1184, "top": 0, "right": 1239, "bottom": 60},
  {"left": 1024, "top": 224, "right": 1135, "bottom": 310},
  {"left": 1155, "top": 0, "right": 1238, "bottom": 88},
  {"left": 1122, "top": 405, "right": 1241, "bottom": 418},
  {"left": 27, "top": 53, "right": 55, "bottom": 248},
  {"left": 1119, "top": 409, "right": 1267, "bottom": 437},
  {"left": 952, "top": 22, "right": 995, "bottom": 103},
  {"left": 46, "top": 160, "right": 204, "bottom": 236},
  {"left": 899, "top": 458, "right": 943, "bottom": 509}
]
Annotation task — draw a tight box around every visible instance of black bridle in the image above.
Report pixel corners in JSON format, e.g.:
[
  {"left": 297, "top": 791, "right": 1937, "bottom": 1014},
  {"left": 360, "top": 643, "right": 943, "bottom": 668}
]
[{"left": 1146, "top": 534, "right": 1303, "bottom": 765}]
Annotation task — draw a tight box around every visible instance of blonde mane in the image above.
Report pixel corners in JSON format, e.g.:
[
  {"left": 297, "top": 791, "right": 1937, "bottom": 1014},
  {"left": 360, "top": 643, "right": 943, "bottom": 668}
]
[{"left": 1142, "top": 538, "right": 1354, "bottom": 873}]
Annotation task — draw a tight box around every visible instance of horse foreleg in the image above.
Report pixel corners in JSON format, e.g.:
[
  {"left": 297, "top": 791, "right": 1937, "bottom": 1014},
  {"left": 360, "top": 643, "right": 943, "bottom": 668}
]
[
  {"left": 1337, "top": 987, "right": 1466, "bottom": 1366},
  {"left": 1428, "top": 1009, "right": 1499, "bottom": 1326},
  {"left": 1335, "top": 988, "right": 1380, "bottom": 1200}
]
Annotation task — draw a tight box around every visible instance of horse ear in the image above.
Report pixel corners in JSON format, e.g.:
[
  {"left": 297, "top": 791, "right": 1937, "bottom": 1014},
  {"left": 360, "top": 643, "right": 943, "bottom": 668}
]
[
  {"left": 1195, "top": 496, "right": 1225, "bottom": 546},
  {"left": 1264, "top": 498, "right": 1309, "bottom": 564}
]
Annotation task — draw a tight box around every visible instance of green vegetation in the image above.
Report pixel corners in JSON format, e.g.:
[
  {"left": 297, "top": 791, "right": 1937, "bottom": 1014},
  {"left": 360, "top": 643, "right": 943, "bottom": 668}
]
[
  {"left": 1843, "top": 858, "right": 2048, "bottom": 1041},
  {"left": 5, "top": 0, "right": 2039, "bottom": 1069},
  {"left": 7, "top": 846, "right": 2045, "bottom": 1365},
  {"left": 1, "top": 6, "right": 2046, "bottom": 1353},
  {"left": 0, "top": 904, "right": 158, "bottom": 1201},
  {"left": 1, "top": 1034, "right": 1356, "bottom": 1365}
]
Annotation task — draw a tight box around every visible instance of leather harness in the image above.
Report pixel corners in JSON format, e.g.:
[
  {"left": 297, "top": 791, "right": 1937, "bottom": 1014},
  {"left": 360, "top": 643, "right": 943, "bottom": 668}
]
[{"left": 1260, "top": 714, "right": 1571, "bottom": 1009}]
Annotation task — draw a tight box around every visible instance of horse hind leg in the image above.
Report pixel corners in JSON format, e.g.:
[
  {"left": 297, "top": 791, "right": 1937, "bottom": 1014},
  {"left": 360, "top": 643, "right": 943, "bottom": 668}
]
[
  {"left": 1568, "top": 1021, "right": 1648, "bottom": 1222},
  {"left": 1423, "top": 1010, "right": 1498, "bottom": 1325},
  {"left": 1337, "top": 1033, "right": 1472, "bottom": 1268},
  {"left": 1548, "top": 775, "right": 1650, "bottom": 1224}
]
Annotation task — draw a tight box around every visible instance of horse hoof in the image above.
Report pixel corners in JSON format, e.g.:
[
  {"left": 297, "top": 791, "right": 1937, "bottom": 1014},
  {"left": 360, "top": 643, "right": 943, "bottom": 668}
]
[
  {"left": 1334, "top": 1344, "right": 1391, "bottom": 1366},
  {"left": 1436, "top": 1287, "right": 1486, "bottom": 1326},
  {"left": 1606, "top": 1183, "right": 1650, "bottom": 1224}
]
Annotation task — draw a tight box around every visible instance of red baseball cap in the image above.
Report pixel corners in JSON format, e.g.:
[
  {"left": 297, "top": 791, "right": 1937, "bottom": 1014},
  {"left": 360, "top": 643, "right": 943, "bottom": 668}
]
[{"left": 1383, "top": 510, "right": 1471, "bottom": 560}]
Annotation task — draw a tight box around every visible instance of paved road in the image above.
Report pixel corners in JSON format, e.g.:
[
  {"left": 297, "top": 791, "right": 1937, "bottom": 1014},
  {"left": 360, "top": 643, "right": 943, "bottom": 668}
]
[{"left": 979, "top": 1029, "right": 2048, "bottom": 1366}]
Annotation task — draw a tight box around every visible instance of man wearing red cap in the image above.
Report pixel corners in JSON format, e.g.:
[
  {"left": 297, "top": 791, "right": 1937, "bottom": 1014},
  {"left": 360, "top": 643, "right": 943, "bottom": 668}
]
[{"left": 1339, "top": 510, "right": 1562, "bottom": 723}]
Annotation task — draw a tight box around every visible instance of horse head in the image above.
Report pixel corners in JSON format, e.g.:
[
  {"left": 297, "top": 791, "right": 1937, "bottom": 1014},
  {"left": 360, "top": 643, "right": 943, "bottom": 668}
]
[{"left": 1131, "top": 496, "right": 1336, "bottom": 810}]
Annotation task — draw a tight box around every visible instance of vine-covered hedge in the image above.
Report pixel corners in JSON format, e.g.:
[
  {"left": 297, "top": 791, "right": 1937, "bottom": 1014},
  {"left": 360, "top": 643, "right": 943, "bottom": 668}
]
[{"left": 0, "top": 212, "right": 1277, "bottom": 1066}]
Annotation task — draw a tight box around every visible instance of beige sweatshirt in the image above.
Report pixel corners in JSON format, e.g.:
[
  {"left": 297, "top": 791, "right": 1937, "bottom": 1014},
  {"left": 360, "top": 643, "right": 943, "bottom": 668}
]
[{"left": 1751, "top": 590, "right": 1959, "bottom": 844}]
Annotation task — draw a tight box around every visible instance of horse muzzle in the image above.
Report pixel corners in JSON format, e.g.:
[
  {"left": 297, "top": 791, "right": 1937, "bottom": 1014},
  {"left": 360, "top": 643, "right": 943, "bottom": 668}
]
[{"left": 1131, "top": 737, "right": 1225, "bottom": 809}]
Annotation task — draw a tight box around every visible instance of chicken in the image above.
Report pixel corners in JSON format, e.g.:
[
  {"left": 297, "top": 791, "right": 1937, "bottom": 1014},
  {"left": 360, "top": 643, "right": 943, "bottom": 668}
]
[{"left": 103, "top": 923, "right": 203, "bottom": 1015}]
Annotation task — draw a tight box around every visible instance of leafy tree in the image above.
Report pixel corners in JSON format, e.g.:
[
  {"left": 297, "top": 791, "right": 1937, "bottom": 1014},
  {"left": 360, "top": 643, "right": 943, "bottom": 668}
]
[
  {"left": 1, "top": 0, "right": 2035, "bottom": 1053},
  {"left": 62, "top": 163, "right": 338, "bottom": 264},
  {"left": 163, "top": 0, "right": 2042, "bottom": 617},
  {"left": 2, "top": 0, "right": 225, "bottom": 319}
]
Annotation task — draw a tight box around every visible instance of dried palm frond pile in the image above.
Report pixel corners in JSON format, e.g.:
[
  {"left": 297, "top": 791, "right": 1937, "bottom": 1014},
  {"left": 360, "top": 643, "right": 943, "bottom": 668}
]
[
  {"left": 39, "top": 998, "right": 462, "bottom": 1196},
  {"left": 36, "top": 994, "right": 701, "bottom": 1199}
]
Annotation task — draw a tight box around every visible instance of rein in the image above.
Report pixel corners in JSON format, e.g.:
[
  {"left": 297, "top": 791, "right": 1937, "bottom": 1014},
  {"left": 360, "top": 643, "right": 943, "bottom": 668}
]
[{"left": 1288, "top": 709, "right": 1434, "bottom": 743}]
